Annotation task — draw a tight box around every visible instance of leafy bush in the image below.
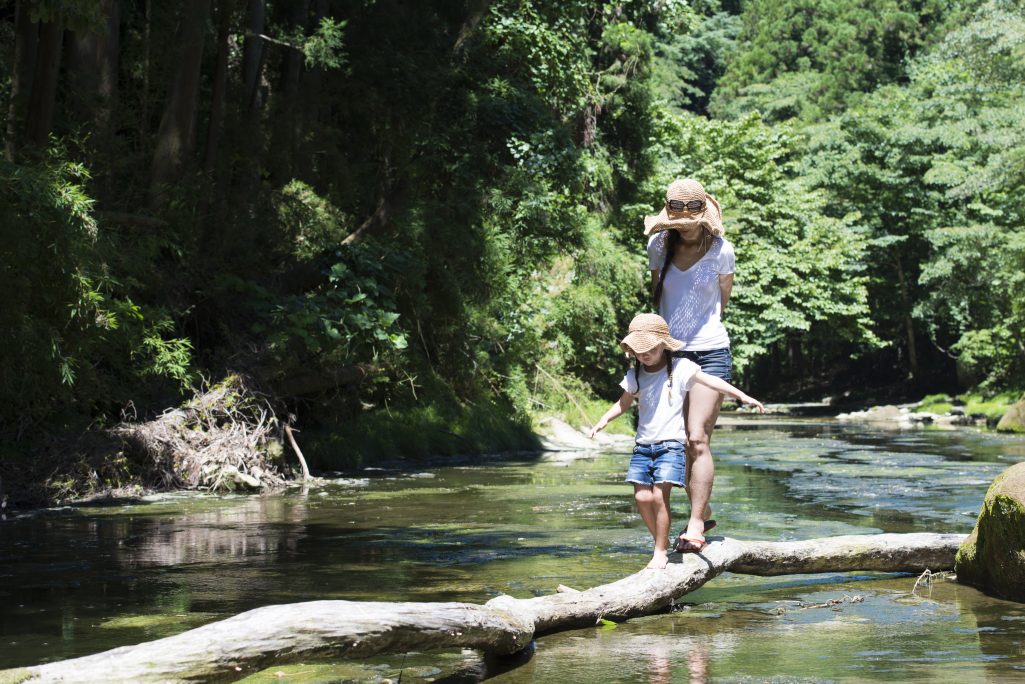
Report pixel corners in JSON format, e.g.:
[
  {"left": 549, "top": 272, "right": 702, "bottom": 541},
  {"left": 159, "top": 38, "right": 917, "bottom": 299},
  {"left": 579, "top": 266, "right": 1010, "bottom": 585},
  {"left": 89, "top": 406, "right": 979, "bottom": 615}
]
[{"left": 0, "top": 154, "right": 195, "bottom": 428}]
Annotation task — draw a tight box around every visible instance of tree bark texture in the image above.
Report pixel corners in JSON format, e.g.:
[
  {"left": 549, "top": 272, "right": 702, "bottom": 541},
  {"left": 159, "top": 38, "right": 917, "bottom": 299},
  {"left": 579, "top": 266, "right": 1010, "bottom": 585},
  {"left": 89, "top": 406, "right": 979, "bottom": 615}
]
[
  {"left": 241, "top": 0, "right": 266, "bottom": 114},
  {"left": 5, "top": 532, "right": 965, "bottom": 683},
  {"left": 25, "top": 16, "right": 64, "bottom": 148},
  {"left": 4, "top": 0, "right": 39, "bottom": 160},
  {"left": 204, "top": 0, "right": 234, "bottom": 172},
  {"left": 149, "top": 0, "right": 213, "bottom": 208},
  {"left": 67, "top": 0, "right": 120, "bottom": 136}
]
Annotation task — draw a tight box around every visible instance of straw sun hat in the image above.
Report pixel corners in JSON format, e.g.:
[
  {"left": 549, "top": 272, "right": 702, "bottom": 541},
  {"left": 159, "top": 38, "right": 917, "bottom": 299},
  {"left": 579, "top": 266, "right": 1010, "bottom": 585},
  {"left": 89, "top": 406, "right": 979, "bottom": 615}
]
[
  {"left": 619, "top": 313, "right": 684, "bottom": 355},
  {"left": 643, "top": 179, "right": 724, "bottom": 237}
]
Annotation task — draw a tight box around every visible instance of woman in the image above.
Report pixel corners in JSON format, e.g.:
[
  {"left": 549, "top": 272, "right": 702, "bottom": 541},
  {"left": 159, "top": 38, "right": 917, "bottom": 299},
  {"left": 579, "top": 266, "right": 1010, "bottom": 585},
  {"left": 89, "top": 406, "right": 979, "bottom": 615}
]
[{"left": 644, "top": 178, "right": 735, "bottom": 553}]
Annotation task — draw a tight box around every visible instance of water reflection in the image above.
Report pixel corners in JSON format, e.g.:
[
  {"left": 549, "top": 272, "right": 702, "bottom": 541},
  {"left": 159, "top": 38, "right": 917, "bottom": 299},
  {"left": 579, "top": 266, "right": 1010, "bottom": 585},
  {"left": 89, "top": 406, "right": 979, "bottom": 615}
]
[{"left": 119, "top": 495, "right": 311, "bottom": 567}]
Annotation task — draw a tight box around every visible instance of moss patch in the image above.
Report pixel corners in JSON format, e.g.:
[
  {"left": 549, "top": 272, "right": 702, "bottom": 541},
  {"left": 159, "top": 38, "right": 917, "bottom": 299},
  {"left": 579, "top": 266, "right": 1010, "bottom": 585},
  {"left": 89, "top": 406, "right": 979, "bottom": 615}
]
[
  {"left": 99, "top": 612, "right": 219, "bottom": 631},
  {"left": 915, "top": 393, "right": 954, "bottom": 414},
  {"left": 996, "top": 400, "right": 1025, "bottom": 433},
  {"left": 955, "top": 462, "right": 1025, "bottom": 602}
]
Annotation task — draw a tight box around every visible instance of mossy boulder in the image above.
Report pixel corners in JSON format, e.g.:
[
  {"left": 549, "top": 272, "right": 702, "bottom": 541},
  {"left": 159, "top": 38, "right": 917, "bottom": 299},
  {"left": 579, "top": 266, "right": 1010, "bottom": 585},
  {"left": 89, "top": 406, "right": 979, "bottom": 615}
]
[
  {"left": 996, "top": 400, "right": 1025, "bottom": 433},
  {"left": 955, "top": 462, "right": 1025, "bottom": 602}
]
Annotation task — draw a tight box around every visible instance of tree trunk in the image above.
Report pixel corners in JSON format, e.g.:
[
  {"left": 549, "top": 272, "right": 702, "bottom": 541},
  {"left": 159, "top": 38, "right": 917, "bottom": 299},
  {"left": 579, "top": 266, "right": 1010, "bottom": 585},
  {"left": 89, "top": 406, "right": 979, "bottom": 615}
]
[
  {"left": 895, "top": 255, "right": 919, "bottom": 379},
  {"left": 4, "top": 533, "right": 965, "bottom": 683},
  {"left": 149, "top": 0, "right": 213, "bottom": 208},
  {"left": 4, "top": 0, "right": 39, "bottom": 160},
  {"left": 25, "top": 16, "right": 64, "bottom": 148},
  {"left": 204, "top": 0, "right": 234, "bottom": 172},
  {"left": 67, "top": 0, "right": 120, "bottom": 196},
  {"left": 241, "top": 0, "right": 266, "bottom": 114},
  {"left": 140, "top": 0, "right": 151, "bottom": 140},
  {"left": 67, "top": 0, "right": 120, "bottom": 127},
  {"left": 267, "top": 0, "right": 308, "bottom": 182}
]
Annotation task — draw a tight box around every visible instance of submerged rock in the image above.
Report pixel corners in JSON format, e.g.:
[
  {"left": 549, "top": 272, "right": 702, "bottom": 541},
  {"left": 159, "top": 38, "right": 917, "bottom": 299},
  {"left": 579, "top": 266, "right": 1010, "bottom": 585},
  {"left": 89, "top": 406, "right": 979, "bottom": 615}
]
[
  {"left": 996, "top": 400, "right": 1025, "bottom": 433},
  {"left": 955, "top": 462, "right": 1025, "bottom": 602}
]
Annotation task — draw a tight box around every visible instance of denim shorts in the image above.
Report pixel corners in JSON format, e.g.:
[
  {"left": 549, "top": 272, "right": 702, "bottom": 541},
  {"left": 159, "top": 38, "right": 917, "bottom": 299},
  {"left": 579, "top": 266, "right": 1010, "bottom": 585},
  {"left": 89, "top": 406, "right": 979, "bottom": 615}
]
[
  {"left": 673, "top": 347, "right": 732, "bottom": 382},
  {"left": 626, "top": 440, "right": 686, "bottom": 486}
]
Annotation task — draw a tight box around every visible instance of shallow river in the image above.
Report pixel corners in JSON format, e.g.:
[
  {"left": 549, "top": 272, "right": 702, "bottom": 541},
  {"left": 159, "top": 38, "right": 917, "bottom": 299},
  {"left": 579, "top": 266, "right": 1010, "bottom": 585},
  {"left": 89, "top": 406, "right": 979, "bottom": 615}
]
[{"left": 2, "top": 417, "right": 1024, "bottom": 682}]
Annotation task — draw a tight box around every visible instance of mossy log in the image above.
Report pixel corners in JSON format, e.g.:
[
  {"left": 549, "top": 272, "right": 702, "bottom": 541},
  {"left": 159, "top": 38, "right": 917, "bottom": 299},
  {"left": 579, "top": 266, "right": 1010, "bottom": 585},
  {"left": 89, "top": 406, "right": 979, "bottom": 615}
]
[{"left": 3, "top": 533, "right": 964, "bottom": 683}]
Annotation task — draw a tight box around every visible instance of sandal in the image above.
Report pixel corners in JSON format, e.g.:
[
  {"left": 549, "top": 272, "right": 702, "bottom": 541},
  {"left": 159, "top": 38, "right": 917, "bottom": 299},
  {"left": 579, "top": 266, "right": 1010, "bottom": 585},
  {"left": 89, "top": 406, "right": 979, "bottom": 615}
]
[
  {"left": 703, "top": 519, "right": 717, "bottom": 533},
  {"left": 673, "top": 536, "right": 708, "bottom": 554}
]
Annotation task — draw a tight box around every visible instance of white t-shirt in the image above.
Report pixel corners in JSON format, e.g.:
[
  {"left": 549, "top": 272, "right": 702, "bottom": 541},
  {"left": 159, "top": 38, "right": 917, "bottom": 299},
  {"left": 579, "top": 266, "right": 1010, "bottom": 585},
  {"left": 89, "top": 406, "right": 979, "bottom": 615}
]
[
  {"left": 647, "top": 234, "right": 735, "bottom": 350},
  {"left": 620, "top": 357, "right": 700, "bottom": 444}
]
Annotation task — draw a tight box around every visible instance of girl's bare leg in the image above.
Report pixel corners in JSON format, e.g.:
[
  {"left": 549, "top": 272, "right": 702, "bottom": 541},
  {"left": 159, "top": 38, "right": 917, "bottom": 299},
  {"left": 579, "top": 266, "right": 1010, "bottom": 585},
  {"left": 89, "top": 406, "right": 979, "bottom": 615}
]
[
  {"left": 646, "top": 483, "right": 674, "bottom": 569},
  {"left": 634, "top": 484, "right": 657, "bottom": 537},
  {"left": 682, "top": 383, "right": 724, "bottom": 542}
]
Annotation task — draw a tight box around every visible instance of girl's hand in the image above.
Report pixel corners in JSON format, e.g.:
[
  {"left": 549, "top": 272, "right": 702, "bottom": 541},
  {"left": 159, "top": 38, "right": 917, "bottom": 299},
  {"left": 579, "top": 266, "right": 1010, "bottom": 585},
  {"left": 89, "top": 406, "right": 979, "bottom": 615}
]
[
  {"left": 739, "top": 394, "right": 765, "bottom": 413},
  {"left": 589, "top": 420, "right": 607, "bottom": 438}
]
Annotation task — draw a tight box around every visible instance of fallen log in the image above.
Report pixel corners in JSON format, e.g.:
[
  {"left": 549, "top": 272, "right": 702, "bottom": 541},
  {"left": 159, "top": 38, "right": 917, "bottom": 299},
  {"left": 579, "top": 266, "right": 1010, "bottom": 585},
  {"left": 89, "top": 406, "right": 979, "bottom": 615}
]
[{"left": 4, "top": 532, "right": 965, "bottom": 683}]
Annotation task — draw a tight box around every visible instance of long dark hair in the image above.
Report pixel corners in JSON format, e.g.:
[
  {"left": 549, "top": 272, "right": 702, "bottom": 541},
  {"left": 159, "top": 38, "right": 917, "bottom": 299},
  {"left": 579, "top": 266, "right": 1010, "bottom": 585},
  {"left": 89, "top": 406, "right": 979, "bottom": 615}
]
[
  {"left": 632, "top": 348, "right": 675, "bottom": 402},
  {"left": 652, "top": 230, "right": 680, "bottom": 307}
]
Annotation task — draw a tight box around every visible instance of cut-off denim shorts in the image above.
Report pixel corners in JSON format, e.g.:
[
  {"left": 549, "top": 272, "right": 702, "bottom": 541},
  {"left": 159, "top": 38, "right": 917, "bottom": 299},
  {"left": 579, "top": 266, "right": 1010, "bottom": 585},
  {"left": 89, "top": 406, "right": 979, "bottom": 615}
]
[
  {"left": 672, "top": 346, "right": 732, "bottom": 382},
  {"left": 626, "top": 440, "right": 686, "bottom": 487}
]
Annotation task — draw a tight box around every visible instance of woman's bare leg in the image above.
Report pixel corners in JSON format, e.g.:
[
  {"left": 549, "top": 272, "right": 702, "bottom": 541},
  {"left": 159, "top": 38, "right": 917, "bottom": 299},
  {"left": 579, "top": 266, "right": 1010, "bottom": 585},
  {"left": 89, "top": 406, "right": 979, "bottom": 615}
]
[
  {"left": 682, "top": 383, "right": 723, "bottom": 542},
  {"left": 682, "top": 395, "right": 713, "bottom": 523}
]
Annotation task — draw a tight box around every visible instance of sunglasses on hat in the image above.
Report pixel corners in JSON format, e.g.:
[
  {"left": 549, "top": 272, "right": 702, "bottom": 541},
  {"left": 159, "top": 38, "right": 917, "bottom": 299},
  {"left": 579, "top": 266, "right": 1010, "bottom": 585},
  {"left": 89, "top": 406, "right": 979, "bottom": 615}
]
[{"left": 666, "top": 199, "right": 704, "bottom": 212}]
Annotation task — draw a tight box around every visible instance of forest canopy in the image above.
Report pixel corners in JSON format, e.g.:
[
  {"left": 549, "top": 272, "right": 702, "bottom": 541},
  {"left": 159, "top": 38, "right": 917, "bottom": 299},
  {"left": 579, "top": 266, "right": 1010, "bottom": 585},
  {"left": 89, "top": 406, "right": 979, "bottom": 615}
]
[{"left": 1, "top": 0, "right": 1023, "bottom": 475}]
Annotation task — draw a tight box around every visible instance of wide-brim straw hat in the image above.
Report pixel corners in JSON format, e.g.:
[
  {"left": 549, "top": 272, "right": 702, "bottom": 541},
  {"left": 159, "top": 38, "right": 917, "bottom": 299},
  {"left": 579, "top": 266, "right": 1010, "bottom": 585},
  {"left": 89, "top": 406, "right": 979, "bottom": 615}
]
[
  {"left": 643, "top": 179, "right": 724, "bottom": 237},
  {"left": 619, "top": 313, "right": 684, "bottom": 354}
]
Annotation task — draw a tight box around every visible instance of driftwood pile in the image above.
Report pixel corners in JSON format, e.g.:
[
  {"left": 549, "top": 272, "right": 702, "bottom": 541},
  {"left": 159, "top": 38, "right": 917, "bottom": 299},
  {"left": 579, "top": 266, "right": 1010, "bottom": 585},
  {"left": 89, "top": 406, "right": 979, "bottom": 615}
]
[
  {"left": 114, "top": 376, "right": 288, "bottom": 492},
  {"left": 3, "top": 532, "right": 966, "bottom": 683}
]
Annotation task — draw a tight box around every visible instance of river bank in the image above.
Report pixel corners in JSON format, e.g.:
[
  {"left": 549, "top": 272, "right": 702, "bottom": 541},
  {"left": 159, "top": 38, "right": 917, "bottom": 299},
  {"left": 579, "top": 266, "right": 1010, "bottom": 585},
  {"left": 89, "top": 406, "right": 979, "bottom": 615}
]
[{"left": 1, "top": 388, "right": 1019, "bottom": 515}]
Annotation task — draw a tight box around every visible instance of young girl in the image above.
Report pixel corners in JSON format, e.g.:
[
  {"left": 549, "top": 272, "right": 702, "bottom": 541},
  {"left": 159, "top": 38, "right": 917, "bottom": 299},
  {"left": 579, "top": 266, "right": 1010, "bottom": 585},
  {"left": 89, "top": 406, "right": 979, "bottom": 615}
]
[{"left": 590, "top": 313, "right": 763, "bottom": 569}]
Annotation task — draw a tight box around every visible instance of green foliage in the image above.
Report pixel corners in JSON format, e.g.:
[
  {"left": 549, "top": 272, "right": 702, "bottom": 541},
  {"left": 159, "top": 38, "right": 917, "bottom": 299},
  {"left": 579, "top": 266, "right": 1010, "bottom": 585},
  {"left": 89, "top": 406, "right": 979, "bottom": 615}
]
[
  {"left": 137, "top": 318, "right": 196, "bottom": 388},
  {"left": 961, "top": 391, "right": 1021, "bottom": 422},
  {"left": 917, "top": 226, "right": 1025, "bottom": 388},
  {"left": 653, "top": 8, "right": 741, "bottom": 114},
  {"left": 797, "top": 0, "right": 1025, "bottom": 388},
  {"left": 0, "top": 153, "right": 195, "bottom": 427},
  {"left": 214, "top": 239, "right": 407, "bottom": 375},
  {"left": 485, "top": 2, "right": 591, "bottom": 113},
  {"left": 6, "top": 0, "right": 1025, "bottom": 496},
  {"left": 275, "top": 180, "right": 354, "bottom": 260},
  {"left": 712, "top": 0, "right": 954, "bottom": 121},
  {"left": 303, "top": 394, "right": 538, "bottom": 470},
  {"left": 915, "top": 394, "right": 954, "bottom": 414},
  {"left": 303, "top": 17, "right": 347, "bottom": 70}
]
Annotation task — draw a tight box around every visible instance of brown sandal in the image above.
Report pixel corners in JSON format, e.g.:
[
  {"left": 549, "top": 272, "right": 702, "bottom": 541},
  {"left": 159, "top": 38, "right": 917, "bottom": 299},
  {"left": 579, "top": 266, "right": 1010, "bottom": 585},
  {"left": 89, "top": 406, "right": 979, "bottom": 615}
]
[{"left": 674, "top": 536, "right": 708, "bottom": 554}]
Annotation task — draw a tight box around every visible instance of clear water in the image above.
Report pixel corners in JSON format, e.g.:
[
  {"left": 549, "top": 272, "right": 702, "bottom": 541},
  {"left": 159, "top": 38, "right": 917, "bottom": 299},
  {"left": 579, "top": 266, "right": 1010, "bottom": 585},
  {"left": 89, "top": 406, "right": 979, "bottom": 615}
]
[{"left": 1, "top": 417, "right": 1024, "bottom": 682}]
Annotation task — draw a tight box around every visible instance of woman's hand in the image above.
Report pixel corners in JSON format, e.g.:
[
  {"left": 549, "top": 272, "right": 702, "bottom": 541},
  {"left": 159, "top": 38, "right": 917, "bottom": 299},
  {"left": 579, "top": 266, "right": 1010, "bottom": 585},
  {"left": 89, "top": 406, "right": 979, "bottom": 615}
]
[{"left": 589, "top": 420, "right": 608, "bottom": 439}]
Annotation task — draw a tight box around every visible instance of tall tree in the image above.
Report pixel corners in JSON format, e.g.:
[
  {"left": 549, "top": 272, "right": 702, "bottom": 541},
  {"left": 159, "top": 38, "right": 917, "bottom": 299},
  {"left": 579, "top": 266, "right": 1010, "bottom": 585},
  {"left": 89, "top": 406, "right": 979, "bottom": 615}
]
[
  {"left": 4, "top": 0, "right": 39, "bottom": 160},
  {"left": 149, "top": 0, "right": 212, "bottom": 208},
  {"left": 25, "top": 15, "right": 63, "bottom": 147},
  {"left": 204, "top": 0, "right": 234, "bottom": 172}
]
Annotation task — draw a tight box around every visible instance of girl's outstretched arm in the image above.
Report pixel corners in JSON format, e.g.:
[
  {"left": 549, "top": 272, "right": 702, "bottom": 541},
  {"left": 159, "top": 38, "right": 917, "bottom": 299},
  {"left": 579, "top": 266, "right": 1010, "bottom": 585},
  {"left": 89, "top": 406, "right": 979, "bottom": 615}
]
[
  {"left": 590, "top": 391, "right": 635, "bottom": 438},
  {"left": 693, "top": 371, "right": 764, "bottom": 412}
]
